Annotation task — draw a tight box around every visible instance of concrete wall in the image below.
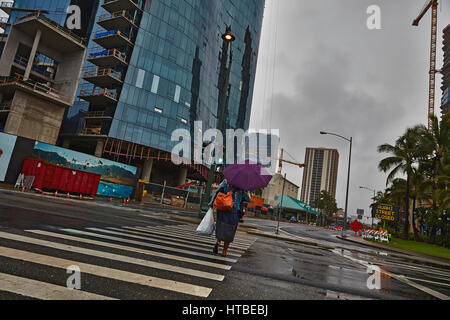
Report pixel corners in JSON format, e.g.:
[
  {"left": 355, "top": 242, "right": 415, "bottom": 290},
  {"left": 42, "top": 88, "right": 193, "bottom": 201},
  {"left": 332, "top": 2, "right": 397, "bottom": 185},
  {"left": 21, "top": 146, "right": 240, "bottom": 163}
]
[{"left": 4, "top": 90, "right": 65, "bottom": 144}]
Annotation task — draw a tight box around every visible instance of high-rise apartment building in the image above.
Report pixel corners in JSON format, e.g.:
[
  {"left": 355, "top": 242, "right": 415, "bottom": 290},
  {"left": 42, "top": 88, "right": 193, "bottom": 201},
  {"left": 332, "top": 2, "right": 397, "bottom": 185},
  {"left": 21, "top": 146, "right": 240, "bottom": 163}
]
[
  {"left": 1, "top": 0, "right": 266, "bottom": 186},
  {"left": 441, "top": 24, "right": 449, "bottom": 116},
  {"left": 300, "top": 147, "right": 339, "bottom": 207}
]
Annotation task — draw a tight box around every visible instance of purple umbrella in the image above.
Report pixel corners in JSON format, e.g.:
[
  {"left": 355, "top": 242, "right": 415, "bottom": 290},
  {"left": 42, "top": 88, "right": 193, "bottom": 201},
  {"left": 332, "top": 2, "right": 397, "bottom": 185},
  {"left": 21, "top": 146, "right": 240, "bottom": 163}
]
[{"left": 223, "top": 161, "right": 273, "bottom": 191}]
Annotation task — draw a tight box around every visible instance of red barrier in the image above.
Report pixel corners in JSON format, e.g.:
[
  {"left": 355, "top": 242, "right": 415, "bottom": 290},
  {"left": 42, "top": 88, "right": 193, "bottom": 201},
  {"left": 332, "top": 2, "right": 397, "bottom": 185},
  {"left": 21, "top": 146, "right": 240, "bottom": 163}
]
[{"left": 21, "top": 158, "right": 101, "bottom": 197}]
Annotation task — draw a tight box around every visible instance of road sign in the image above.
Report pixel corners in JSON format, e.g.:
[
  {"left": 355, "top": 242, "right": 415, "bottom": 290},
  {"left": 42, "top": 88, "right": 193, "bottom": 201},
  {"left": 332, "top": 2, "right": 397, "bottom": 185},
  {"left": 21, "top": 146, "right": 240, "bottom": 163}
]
[
  {"left": 372, "top": 204, "right": 399, "bottom": 222},
  {"left": 350, "top": 220, "right": 363, "bottom": 232}
]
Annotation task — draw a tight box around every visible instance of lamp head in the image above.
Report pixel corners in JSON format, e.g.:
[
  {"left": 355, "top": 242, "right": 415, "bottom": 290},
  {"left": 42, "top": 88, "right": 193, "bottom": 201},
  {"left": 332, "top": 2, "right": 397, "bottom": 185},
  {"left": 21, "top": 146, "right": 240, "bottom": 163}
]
[{"left": 222, "top": 27, "right": 235, "bottom": 43}]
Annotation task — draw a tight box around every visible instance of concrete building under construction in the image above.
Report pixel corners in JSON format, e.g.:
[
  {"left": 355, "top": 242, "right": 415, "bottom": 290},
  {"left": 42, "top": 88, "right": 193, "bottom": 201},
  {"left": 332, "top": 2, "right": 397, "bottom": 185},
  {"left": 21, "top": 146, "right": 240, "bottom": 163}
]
[
  {"left": 0, "top": 12, "right": 86, "bottom": 144},
  {"left": 441, "top": 24, "right": 450, "bottom": 116}
]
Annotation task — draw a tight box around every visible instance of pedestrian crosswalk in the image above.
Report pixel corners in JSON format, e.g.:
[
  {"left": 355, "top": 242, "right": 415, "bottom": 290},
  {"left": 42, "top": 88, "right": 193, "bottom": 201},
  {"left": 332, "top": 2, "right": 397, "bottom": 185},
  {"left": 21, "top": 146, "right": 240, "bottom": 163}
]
[{"left": 0, "top": 223, "right": 257, "bottom": 300}]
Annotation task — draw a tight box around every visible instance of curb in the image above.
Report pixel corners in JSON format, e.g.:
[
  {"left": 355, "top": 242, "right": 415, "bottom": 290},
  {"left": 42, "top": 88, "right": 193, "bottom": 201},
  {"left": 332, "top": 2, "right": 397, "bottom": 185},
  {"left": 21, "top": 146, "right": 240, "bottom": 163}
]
[{"left": 337, "top": 236, "right": 450, "bottom": 265}]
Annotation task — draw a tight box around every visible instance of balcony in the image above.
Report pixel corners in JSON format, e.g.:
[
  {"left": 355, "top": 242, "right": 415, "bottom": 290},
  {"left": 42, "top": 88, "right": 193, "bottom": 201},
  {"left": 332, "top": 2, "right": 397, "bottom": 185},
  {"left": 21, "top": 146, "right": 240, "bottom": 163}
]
[
  {"left": 101, "top": 0, "right": 142, "bottom": 14},
  {"left": 85, "top": 110, "right": 113, "bottom": 120},
  {"left": 14, "top": 12, "right": 86, "bottom": 52},
  {"left": 87, "top": 49, "right": 128, "bottom": 67},
  {"left": 83, "top": 68, "right": 123, "bottom": 87},
  {"left": 93, "top": 30, "right": 134, "bottom": 49},
  {"left": 0, "top": 102, "right": 10, "bottom": 113},
  {"left": 0, "top": 73, "right": 70, "bottom": 107},
  {"left": 79, "top": 87, "right": 118, "bottom": 105},
  {"left": 98, "top": 11, "right": 138, "bottom": 31}
]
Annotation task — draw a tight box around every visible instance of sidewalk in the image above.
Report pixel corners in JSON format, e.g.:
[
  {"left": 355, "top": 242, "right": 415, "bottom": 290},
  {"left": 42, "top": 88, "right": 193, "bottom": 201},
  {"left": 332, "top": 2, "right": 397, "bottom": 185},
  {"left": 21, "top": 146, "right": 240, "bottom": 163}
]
[{"left": 337, "top": 235, "right": 450, "bottom": 266}]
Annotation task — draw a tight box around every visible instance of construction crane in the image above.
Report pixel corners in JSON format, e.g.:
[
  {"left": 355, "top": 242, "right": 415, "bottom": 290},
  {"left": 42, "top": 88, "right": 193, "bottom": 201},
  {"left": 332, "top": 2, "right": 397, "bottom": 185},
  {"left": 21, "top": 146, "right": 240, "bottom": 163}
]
[
  {"left": 412, "top": 0, "right": 440, "bottom": 130},
  {"left": 277, "top": 148, "right": 304, "bottom": 175}
]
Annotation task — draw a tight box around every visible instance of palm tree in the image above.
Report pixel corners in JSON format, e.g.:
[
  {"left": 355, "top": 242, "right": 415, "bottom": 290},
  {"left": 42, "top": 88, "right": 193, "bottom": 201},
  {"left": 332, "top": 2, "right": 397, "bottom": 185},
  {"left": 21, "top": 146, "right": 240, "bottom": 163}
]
[
  {"left": 378, "top": 126, "right": 429, "bottom": 240},
  {"left": 418, "top": 114, "right": 450, "bottom": 244}
]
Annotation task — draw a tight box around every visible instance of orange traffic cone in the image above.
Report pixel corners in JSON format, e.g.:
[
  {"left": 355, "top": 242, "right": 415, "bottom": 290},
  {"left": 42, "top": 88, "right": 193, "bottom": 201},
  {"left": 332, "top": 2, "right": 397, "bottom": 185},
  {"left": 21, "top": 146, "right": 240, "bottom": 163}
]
[
  {"left": 54, "top": 190, "right": 58, "bottom": 197},
  {"left": 109, "top": 197, "right": 113, "bottom": 203},
  {"left": 123, "top": 198, "right": 127, "bottom": 204},
  {"left": 21, "top": 187, "right": 25, "bottom": 193},
  {"left": 79, "top": 194, "right": 83, "bottom": 200},
  {"left": 66, "top": 192, "right": 70, "bottom": 198}
]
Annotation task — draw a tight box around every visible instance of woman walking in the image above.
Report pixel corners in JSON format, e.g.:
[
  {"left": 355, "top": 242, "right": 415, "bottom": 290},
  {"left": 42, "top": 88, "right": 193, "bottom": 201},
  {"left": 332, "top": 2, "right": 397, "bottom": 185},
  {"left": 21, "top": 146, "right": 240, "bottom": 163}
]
[{"left": 209, "top": 180, "right": 250, "bottom": 257}]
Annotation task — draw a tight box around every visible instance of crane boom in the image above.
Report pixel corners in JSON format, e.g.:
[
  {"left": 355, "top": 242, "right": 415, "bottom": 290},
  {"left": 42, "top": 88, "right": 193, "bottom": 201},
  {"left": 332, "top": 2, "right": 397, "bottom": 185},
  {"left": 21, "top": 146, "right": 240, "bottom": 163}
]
[
  {"left": 412, "top": 0, "right": 439, "bottom": 130},
  {"left": 277, "top": 148, "right": 305, "bottom": 174}
]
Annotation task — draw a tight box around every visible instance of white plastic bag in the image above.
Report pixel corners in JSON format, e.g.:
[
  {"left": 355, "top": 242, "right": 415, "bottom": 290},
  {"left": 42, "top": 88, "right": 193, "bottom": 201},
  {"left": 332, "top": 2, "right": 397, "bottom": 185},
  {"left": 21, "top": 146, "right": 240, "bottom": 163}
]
[{"left": 196, "top": 208, "right": 214, "bottom": 236}]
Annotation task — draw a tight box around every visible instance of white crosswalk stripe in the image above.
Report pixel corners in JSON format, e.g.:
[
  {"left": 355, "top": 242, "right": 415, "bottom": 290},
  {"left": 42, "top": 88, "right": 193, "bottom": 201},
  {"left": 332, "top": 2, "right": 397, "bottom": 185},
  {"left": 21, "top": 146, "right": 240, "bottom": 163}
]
[
  {"left": 0, "top": 272, "right": 117, "bottom": 300},
  {"left": 109, "top": 227, "right": 247, "bottom": 254},
  {"left": 139, "top": 225, "right": 254, "bottom": 249},
  {"left": 0, "top": 223, "right": 255, "bottom": 300},
  {"left": 86, "top": 227, "right": 243, "bottom": 257},
  {"left": 125, "top": 226, "right": 250, "bottom": 251}
]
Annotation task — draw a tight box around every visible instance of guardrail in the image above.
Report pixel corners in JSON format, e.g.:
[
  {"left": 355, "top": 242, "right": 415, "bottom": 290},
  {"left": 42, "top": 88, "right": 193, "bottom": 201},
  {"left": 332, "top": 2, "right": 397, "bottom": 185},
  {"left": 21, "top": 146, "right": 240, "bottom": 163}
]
[
  {"left": 0, "top": 73, "right": 63, "bottom": 99},
  {"left": 13, "top": 54, "right": 54, "bottom": 78},
  {"left": 98, "top": 10, "right": 136, "bottom": 25},
  {"left": 94, "top": 29, "right": 132, "bottom": 42},
  {"left": 83, "top": 68, "right": 122, "bottom": 81},
  {"left": 79, "top": 87, "right": 118, "bottom": 100},
  {"left": 88, "top": 48, "right": 127, "bottom": 63},
  {"left": 0, "top": 103, "right": 11, "bottom": 112},
  {"left": 86, "top": 111, "right": 111, "bottom": 118}
]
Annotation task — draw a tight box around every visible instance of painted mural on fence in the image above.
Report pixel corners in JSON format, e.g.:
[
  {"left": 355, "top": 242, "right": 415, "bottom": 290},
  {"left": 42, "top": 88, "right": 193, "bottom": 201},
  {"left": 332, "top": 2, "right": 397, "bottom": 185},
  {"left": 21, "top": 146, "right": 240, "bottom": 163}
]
[
  {"left": 0, "top": 132, "right": 17, "bottom": 182},
  {"left": 31, "top": 142, "right": 137, "bottom": 198}
]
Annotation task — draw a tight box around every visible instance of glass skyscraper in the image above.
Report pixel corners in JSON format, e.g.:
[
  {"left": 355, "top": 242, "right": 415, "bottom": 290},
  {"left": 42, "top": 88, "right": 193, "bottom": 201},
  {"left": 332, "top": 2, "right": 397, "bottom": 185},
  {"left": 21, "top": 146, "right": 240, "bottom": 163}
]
[{"left": 2, "top": 0, "right": 265, "bottom": 184}]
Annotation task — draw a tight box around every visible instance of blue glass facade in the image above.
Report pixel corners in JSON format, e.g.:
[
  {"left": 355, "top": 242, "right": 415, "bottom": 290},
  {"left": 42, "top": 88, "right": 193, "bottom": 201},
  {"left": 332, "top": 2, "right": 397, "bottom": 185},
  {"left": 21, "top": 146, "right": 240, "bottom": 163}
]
[
  {"left": 63, "top": 0, "right": 265, "bottom": 158},
  {"left": 110, "top": 0, "right": 264, "bottom": 153}
]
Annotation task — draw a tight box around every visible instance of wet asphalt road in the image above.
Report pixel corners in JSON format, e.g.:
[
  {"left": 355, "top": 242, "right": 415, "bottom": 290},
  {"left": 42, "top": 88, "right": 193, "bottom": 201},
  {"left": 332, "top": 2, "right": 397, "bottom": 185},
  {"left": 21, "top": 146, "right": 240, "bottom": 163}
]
[{"left": 0, "top": 189, "right": 449, "bottom": 300}]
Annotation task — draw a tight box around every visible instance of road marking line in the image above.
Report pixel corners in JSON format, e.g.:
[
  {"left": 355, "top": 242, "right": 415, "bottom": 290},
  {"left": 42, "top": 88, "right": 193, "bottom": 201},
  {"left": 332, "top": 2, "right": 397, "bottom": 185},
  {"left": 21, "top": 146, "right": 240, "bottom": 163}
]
[
  {"left": 123, "top": 226, "right": 248, "bottom": 252},
  {"left": 149, "top": 225, "right": 255, "bottom": 246},
  {"left": 87, "top": 227, "right": 242, "bottom": 258},
  {"left": 60, "top": 229, "right": 237, "bottom": 263},
  {"left": 27, "top": 230, "right": 231, "bottom": 270},
  {"left": 404, "top": 276, "right": 450, "bottom": 288},
  {"left": 0, "top": 272, "right": 117, "bottom": 300},
  {"left": 0, "top": 231, "right": 224, "bottom": 281},
  {"left": 139, "top": 225, "right": 254, "bottom": 247},
  {"left": 0, "top": 246, "right": 212, "bottom": 298},
  {"left": 163, "top": 224, "right": 256, "bottom": 243},
  {"left": 332, "top": 249, "right": 450, "bottom": 301}
]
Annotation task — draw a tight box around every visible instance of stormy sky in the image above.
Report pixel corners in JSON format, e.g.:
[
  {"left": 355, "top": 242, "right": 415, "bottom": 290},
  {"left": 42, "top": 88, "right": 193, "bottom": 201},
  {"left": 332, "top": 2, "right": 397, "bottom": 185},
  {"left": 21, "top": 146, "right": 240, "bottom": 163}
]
[{"left": 250, "top": 0, "right": 450, "bottom": 223}]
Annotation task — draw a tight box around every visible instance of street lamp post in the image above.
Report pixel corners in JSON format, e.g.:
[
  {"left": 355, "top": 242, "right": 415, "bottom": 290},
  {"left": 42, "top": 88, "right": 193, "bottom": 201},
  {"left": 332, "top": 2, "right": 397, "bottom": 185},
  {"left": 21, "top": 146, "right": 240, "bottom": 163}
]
[
  {"left": 200, "top": 26, "right": 235, "bottom": 213},
  {"left": 320, "top": 131, "right": 352, "bottom": 237},
  {"left": 359, "top": 186, "right": 376, "bottom": 228}
]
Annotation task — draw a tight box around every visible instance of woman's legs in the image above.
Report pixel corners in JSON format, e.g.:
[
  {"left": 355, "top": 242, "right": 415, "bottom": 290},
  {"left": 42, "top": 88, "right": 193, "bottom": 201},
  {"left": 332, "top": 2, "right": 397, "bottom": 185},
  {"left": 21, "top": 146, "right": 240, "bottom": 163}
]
[
  {"left": 213, "top": 241, "right": 220, "bottom": 254},
  {"left": 222, "top": 242, "right": 230, "bottom": 257}
]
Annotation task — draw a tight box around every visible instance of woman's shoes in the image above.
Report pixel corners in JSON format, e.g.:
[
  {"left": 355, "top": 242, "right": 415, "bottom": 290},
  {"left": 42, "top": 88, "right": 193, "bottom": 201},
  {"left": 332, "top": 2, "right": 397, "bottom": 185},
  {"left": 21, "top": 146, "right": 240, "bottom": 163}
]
[
  {"left": 221, "top": 249, "right": 227, "bottom": 257},
  {"left": 213, "top": 243, "right": 219, "bottom": 254}
]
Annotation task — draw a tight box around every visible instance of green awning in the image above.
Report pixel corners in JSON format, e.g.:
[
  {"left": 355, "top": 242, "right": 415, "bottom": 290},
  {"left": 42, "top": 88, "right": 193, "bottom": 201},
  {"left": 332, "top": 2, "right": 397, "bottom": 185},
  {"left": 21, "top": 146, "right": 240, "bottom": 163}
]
[{"left": 274, "top": 195, "right": 319, "bottom": 215}]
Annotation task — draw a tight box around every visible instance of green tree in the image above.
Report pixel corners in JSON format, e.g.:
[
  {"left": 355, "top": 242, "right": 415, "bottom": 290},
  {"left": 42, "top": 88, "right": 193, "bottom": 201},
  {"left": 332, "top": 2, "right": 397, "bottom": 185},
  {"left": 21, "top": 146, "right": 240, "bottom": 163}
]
[
  {"left": 378, "top": 126, "right": 429, "bottom": 240},
  {"left": 314, "top": 190, "right": 338, "bottom": 224},
  {"left": 416, "top": 114, "right": 449, "bottom": 244}
]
